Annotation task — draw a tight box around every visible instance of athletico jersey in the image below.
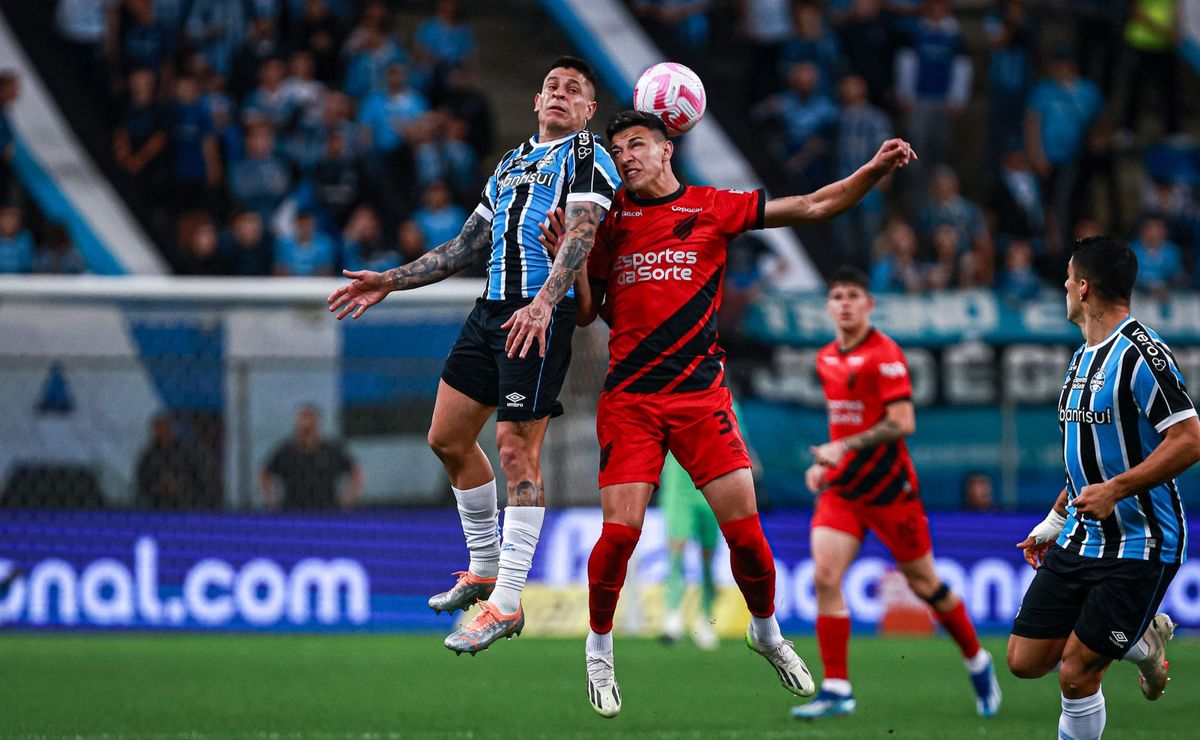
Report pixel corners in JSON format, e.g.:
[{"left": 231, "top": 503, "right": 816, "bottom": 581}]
[
  {"left": 815, "top": 329, "right": 919, "bottom": 505},
  {"left": 475, "top": 129, "right": 619, "bottom": 300},
  {"left": 1056, "top": 317, "right": 1194, "bottom": 563},
  {"left": 588, "top": 184, "right": 764, "bottom": 394}
]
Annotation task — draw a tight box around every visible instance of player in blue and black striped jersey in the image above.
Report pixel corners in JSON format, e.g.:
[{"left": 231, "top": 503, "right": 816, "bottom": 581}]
[
  {"left": 1008, "top": 236, "right": 1200, "bottom": 740},
  {"left": 327, "top": 55, "right": 618, "bottom": 655}
]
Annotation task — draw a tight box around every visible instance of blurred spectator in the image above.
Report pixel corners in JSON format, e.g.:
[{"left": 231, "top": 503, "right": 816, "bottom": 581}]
[
  {"left": 359, "top": 63, "right": 429, "bottom": 154},
  {"left": 413, "top": 114, "right": 476, "bottom": 198},
  {"left": 259, "top": 404, "right": 363, "bottom": 510},
  {"left": 1132, "top": 216, "right": 1185, "bottom": 298},
  {"left": 244, "top": 58, "right": 296, "bottom": 134},
  {"left": 415, "top": 0, "right": 479, "bottom": 75},
  {"left": 894, "top": 0, "right": 972, "bottom": 202},
  {"left": 634, "top": 0, "right": 712, "bottom": 59},
  {"left": 832, "top": 0, "right": 894, "bottom": 108},
  {"left": 1024, "top": 47, "right": 1107, "bottom": 253},
  {"left": 110, "top": 0, "right": 175, "bottom": 90},
  {"left": 397, "top": 218, "right": 427, "bottom": 262},
  {"left": 833, "top": 75, "right": 891, "bottom": 267},
  {"left": 0, "top": 71, "right": 20, "bottom": 205},
  {"left": 230, "top": 15, "right": 282, "bottom": 99},
  {"left": 923, "top": 224, "right": 965, "bottom": 290},
  {"left": 177, "top": 210, "right": 225, "bottom": 274},
  {"left": 1139, "top": 177, "right": 1197, "bottom": 252},
  {"left": 757, "top": 61, "right": 838, "bottom": 192},
  {"left": 343, "top": 19, "right": 409, "bottom": 101},
  {"left": 298, "top": 0, "right": 344, "bottom": 85},
  {"left": 990, "top": 148, "right": 1046, "bottom": 248},
  {"left": 439, "top": 65, "right": 493, "bottom": 159},
  {"left": 1121, "top": 0, "right": 1181, "bottom": 136},
  {"left": 917, "top": 166, "right": 989, "bottom": 255},
  {"left": 281, "top": 50, "right": 327, "bottom": 131},
  {"left": 184, "top": 0, "right": 247, "bottom": 76},
  {"left": 413, "top": 180, "right": 466, "bottom": 249},
  {"left": 228, "top": 122, "right": 290, "bottom": 223},
  {"left": 342, "top": 203, "right": 397, "bottom": 271},
  {"left": 313, "top": 128, "right": 371, "bottom": 228},
  {"left": 997, "top": 239, "right": 1043, "bottom": 304},
  {"left": 0, "top": 205, "right": 34, "bottom": 274},
  {"left": 780, "top": 1, "right": 841, "bottom": 96},
  {"left": 114, "top": 68, "right": 169, "bottom": 186},
  {"left": 136, "top": 412, "right": 211, "bottom": 509},
  {"left": 202, "top": 72, "right": 242, "bottom": 163},
  {"left": 983, "top": 0, "right": 1036, "bottom": 179},
  {"left": 220, "top": 209, "right": 273, "bottom": 275},
  {"left": 274, "top": 209, "right": 336, "bottom": 276},
  {"left": 737, "top": 0, "right": 793, "bottom": 104},
  {"left": 168, "top": 75, "right": 222, "bottom": 211},
  {"left": 869, "top": 216, "right": 923, "bottom": 293},
  {"left": 1071, "top": 0, "right": 1127, "bottom": 96},
  {"left": 34, "top": 224, "right": 88, "bottom": 273},
  {"left": 1072, "top": 216, "right": 1103, "bottom": 241},
  {"left": 55, "top": 0, "right": 113, "bottom": 104},
  {"left": 961, "top": 472, "right": 997, "bottom": 512}
]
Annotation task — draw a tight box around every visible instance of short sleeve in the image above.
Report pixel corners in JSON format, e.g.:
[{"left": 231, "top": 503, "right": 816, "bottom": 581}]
[
  {"left": 715, "top": 188, "right": 765, "bottom": 236},
  {"left": 566, "top": 130, "right": 620, "bottom": 210},
  {"left": 874, "top": 342, "right": 913, "bottom": 404},
  {"left": 474, "top": 169, "right": 498, "bottom": 221},
  {"left": 1130, "top": 342, "right": 1197, "bottom": 433},
  {"left": 587, "top": 216, "right": 614, "bottom": 282}
]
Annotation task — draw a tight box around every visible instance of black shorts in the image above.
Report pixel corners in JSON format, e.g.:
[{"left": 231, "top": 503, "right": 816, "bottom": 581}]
[
  {"left": 441, "top": 297, "right": 577, "bottom": 422},
  {"left": 1011, "top": 545, "right": 1179, "bottom": 659}
]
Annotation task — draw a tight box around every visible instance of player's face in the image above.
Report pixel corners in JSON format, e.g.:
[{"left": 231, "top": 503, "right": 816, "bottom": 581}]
[
  {"left": 826, "top": 283, "right": 873, "bottom": 332},
  {"left": 534, "top": 67, "right": 596, "bottom": 134},
  {"left": 609, "top": 127, "right": 672, "bottom": 193}
]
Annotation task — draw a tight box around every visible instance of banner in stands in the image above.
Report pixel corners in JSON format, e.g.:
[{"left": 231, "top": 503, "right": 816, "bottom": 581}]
[
  {"left": 3, "top": 509, "right": 1198, "bottom": 635},
  {"left": 736, "top": 291, "right": 1200, "bottom": 508}
]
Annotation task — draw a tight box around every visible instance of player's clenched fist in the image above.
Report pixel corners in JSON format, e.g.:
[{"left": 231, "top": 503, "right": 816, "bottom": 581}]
[{"left": 867, "top": 138, "right": 916, "bottom": 177}]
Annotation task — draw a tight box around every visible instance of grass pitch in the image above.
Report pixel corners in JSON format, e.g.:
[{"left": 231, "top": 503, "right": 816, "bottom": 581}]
[{"left": 2, "top": 633, "right": 1196, "bottom": 738}]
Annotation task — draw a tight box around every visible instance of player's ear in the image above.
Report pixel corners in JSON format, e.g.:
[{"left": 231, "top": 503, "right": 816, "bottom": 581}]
[
  {"left": 662, "top": 139, "right": 674, "bottom": 162},
  {"left": 533, "top": 92, "right": 541, "bottom": 112},
  {"left": 585, "top": 98, "right": 597, "bottom": 120}
]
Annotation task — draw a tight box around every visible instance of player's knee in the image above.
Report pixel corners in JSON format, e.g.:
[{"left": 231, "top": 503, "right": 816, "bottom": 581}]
[
  {"left": 427, "top": 427, "right": 467, "bottom": 463},
  {"left": 811, "top": 565, "right": 843, "bottom": 594},
  {"left": 912, "top": 579, "right": 950, "bottom": 606},
  {"left": 496, "top": 430, "right": 537, "bottom": 477}
]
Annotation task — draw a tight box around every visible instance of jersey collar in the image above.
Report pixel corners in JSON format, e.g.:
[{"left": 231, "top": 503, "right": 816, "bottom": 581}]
[
  {"left": 1084, "top": 315, "right": 1135, "bottom": 352},
  {"left": 837, "top": 327, "right": 876, "bottom": 355},
  {"left": 627, "top": 184, "right": 687, "bottom": 207},
  {"left": 529, "top": 130, "right": 578, "bottom": 148}
]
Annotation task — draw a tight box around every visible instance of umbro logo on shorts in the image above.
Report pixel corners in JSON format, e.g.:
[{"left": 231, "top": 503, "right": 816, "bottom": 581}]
[
  {"left": 1110, "top": 630, "right": 1129, "bottom": 645},
  {"left": 506, "top": 392, "right": 526, "bottom": 407}
]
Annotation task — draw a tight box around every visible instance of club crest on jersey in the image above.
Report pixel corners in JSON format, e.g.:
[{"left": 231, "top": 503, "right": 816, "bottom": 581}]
[{"left": 1089, "top": 369, "right": 1106, "bottom": 393}]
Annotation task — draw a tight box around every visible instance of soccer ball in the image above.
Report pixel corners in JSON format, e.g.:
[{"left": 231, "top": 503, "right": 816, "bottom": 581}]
[{"left": 633, "top": 62, "right": 707, "bottom": 135}]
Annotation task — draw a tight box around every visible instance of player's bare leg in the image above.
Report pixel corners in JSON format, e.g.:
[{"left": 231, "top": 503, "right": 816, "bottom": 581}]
[
  {"left": 898, "top": 553, "right": 1000, "bottom": 717},
  {"left": 793, "top": 526, "right": 859, "bottom": 720},
  {"left": 1057, "top": 633, "right": 1113, "bottom": 740},
  {"left": 1006, "top": 634, "right": 1069, "bottom": 679},
  {"left": 701, "top": 469, "right": 814, "bottom": 698},
  {"left": 586, "top": 482, "right": 655, "bottom": 717},
  {"left": 427, "top": 381, "right": 500, "bottom": 616},
  {"left": 444, "top": 415, "right": 551, "bottom": 654}
]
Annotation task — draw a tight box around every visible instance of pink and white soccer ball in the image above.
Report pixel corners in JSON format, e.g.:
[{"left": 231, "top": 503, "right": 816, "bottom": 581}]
[{"left": 633, "top": 62, "right": 707, "bottom": 135}]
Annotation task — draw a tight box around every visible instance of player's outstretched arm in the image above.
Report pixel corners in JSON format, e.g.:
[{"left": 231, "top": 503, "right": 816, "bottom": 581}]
[
  {"left": 762, "top": 138, "right": 916, "bottom": 227},
  {"left": 504, "top": 201, "right": 608, "bottom": 357},
  {"left": 811, "top": 400, "right": 915, "bottom": 468},
  {"left": 538, "top": 206, "right": 606, "bottom": 327},
  {"left": 327, "top": 211, "right": 492, "bottom": 320},
  {"left": 1074, "top": 416, "right": 1200, "bottom": 520}
]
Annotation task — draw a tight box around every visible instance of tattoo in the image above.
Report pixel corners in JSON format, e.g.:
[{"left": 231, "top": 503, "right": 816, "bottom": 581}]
[
  {"left": 509, "top": 479, "right": 544, "bottom": 507},
  {"left": 385, "top": 211, "right": 491, "bottom": 291},
  {"left": 538, "top": 202, "right": 606, "bottom": 306},
  {"left": 844, "top": 419, "right": 904, "bottom": 451}
]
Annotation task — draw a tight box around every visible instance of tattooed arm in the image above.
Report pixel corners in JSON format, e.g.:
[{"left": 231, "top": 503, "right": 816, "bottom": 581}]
[
  {"left": 810, "top": 400, "right": 916, "bottom": 468},
  {"left": 328, "top": 211, "right": 492, "bottom": 320},
  {"left": 502, "top": 201, "right": 608, "bottom": 358}
]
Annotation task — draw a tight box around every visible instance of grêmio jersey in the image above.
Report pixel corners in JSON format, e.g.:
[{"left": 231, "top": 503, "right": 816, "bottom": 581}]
[
  {"left": 1056, "top": 317, "right": 1193, "bottom": 563},
  {"left": 815, "top": 328, "right": 920, "bottom": 506},
  {"left": 587, "top": 184, "right": 764, "bottom": 394},
  {"left": 474, "top": 129, "right": 619, "bottom": 301}
]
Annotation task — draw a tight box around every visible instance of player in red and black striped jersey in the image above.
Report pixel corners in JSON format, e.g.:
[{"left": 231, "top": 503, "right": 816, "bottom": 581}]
[
  {"left": 541, "top": 111, "right": 915, "bottom": 719},
  {"left": 797, "top": 267, "right": 1001, "bottom": 721}
]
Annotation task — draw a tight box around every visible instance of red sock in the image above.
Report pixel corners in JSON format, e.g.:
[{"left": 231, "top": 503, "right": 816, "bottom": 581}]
[
  {"left": 719, "top": 514, "right": 776, "bottom": 618},
  {"left": 587, "top": 522, "right": 641, "bottom": 633},
  {"left": 816, "top": 614, "right": 851, "bottom": 681},
  {"left": 935, "top": 600, "right": 981, "bottom": 659}
]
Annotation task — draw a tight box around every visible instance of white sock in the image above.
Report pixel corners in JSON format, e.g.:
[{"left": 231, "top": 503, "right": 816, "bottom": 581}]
[
  {"left": 821, "top": 678, "right": 852, "bottom": 696},
  {"left": 452, "top": 480, "right": 499, "bottom": 579},
  {"left": 587, "top": 629, "right": 613, "bottom": 655},
  {"left": 749, "top": 614, "right": 783, "bottom": 647},
  {"left": 1122, "top": 634, "right": 1152, "bottom": 664},
  {"left": 1058, "top": 688, "right": 1105, "bottom": 740},
  {"left": 488, "top": 505, "right": 544, "bottom": 614},
  {"left": 965, "top": 648, "right": 991, "bottom": 673}
]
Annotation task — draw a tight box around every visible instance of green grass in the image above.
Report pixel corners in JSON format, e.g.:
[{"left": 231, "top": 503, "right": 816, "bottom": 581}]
[{"left": 1, "top": 634, "right": 1197, "bottom": 738}]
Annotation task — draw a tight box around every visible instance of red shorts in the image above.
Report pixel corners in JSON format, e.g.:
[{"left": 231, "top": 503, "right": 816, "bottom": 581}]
[
  {"left": 596, "top": 387, "right": 751, "bottom": 489},
  {"left": 811, "top": 492, "right": 932, "bottom": 563}
]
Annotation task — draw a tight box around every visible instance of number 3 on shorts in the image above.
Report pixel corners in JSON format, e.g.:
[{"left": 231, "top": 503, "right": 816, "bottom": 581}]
[{"left": 713, "top": 409, "right": 733, "bottom": 435}]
